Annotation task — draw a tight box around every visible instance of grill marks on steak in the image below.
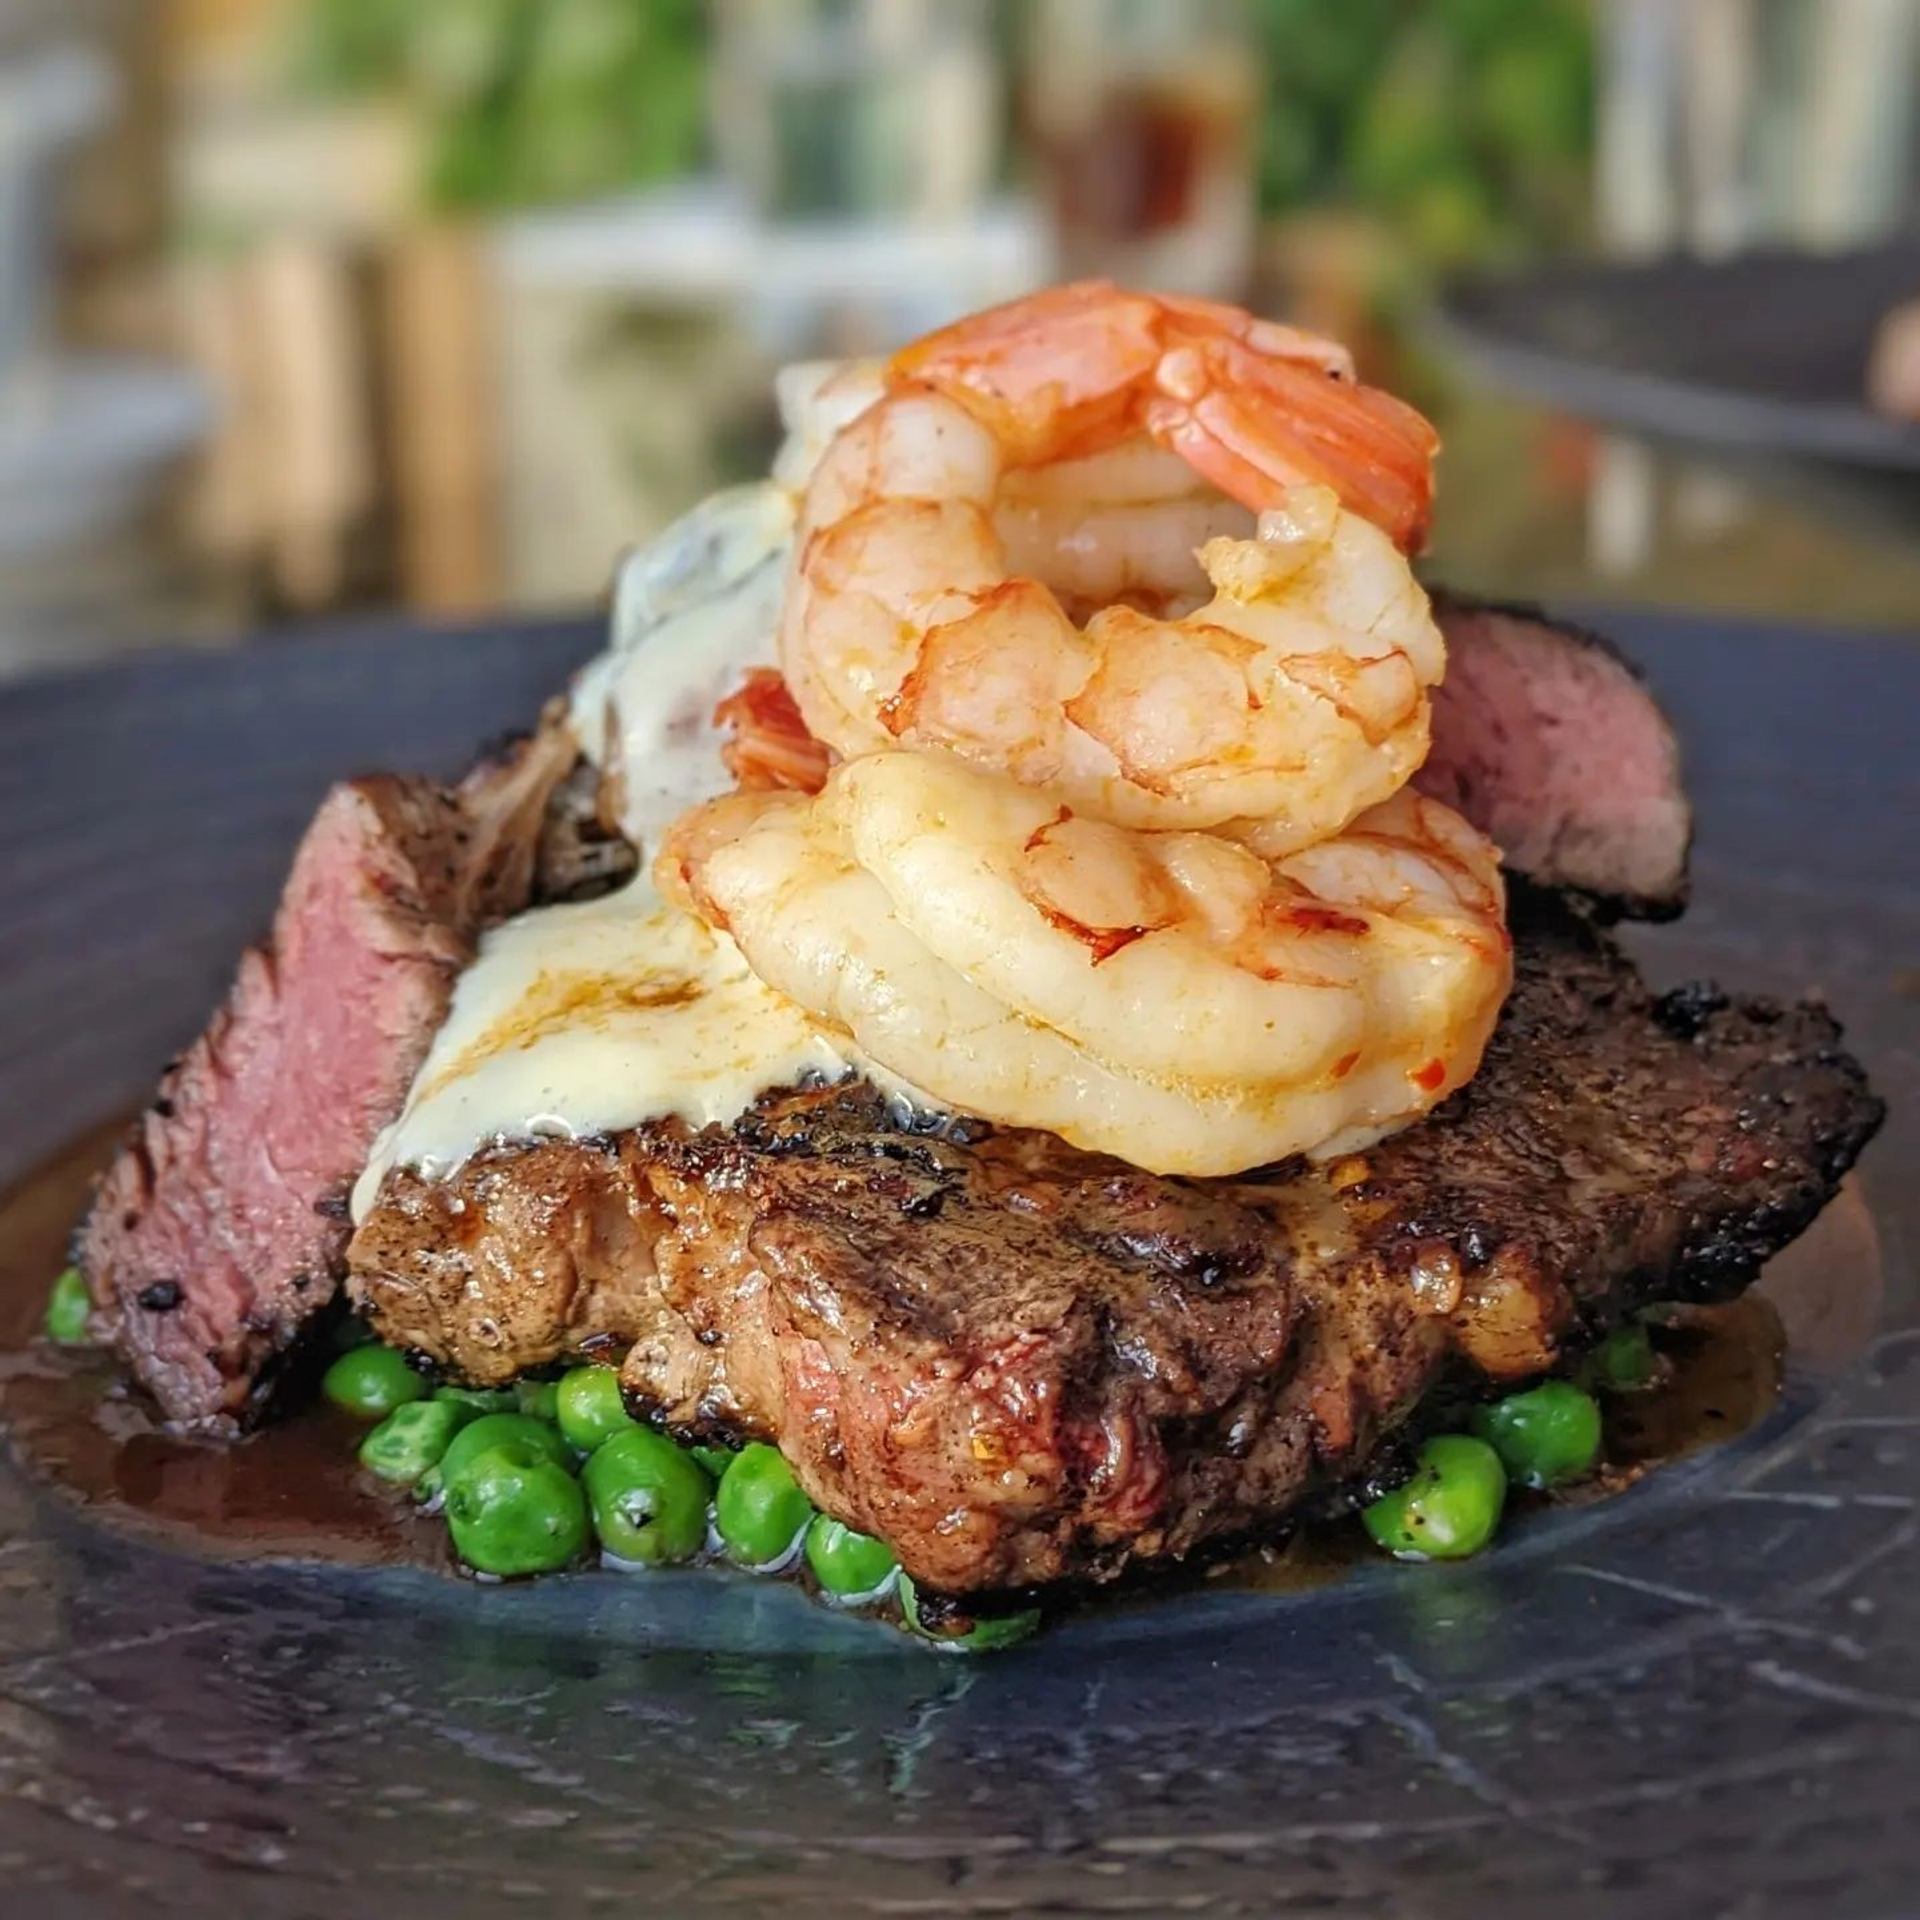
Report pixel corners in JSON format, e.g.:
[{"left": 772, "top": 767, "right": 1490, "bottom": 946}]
[
  {"left": 1420, "top": 594, "right": 1692, "bottom": 917},
  {"left": 79, "top": 721, "right": 576, "bottom": 1432},
  {"left": 347, "top": 895, "right": 1881, "bottom": 1592},
  {"left": 639, "top": 1113, "right": 1305, "bottom": 1582}
]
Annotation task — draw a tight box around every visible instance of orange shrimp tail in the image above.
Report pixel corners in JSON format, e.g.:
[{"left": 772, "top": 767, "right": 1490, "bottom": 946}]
[
  {"left": 715, "top": 668, "right": 832, "bottom": 795},
  {"left": 1146, "top": 332, "right": 1439, "bottom": 553}
]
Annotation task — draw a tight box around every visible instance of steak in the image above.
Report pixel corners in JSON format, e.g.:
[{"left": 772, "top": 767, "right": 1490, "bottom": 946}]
[
  {"left": 1421, "top": 594, "right": 1692, "bottom": 917},
  {"left": 348, "top": 892, "right": 1881, "bottom": 1594},
  {"left": 79, "top": 722, "right": 575, "bottom": 1433}
]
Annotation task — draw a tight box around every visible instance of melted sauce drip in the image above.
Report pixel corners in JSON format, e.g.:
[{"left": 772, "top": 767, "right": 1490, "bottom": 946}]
[
  {"left": 0, "top": 1120, "right": 1857, "bottom": 1594},
  {"left": 354, "top": 482, "right": 878, "bottom": 1215},
  {"left": 353, "top": 888, "right": 852, "bottom": 1215}
]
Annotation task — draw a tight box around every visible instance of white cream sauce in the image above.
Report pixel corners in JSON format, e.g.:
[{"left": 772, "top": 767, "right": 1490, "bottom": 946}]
[
  {"left": 350, "top": 886, "right": 850, "bottom": 1209},
  {"left": 352, "top": 481, "right": 862, "bottom": 1222},
  {"left": 569, "top": 482, "right": 796, "bottom": 850}
]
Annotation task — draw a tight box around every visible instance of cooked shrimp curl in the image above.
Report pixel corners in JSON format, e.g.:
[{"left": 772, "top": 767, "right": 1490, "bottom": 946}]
[
  {"left": 666, "top": 287, "right": 1508, "bottom": 1177},
  {"left": 660, "top": 753, "right": 1511, "bottom": 1179},
  {"left": 781, "top": 282, "right": 1446, "bottom": 855}
]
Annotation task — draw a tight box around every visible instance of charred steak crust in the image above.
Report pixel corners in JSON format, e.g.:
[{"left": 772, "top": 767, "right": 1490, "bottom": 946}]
[
  {"left": 350, "top": 1134, "right": 668, "bottom": 1384},
  {"left": 534, "top": 755, "right": 640, "bottom": 905},
  {"left": 348, "top": 893, "right": 1882, "bottom": 1594},
  {"left": 1422, "top": 593, "right": 1694, "bottom": 919},
  {"left": 80, "top": 720, "right": 577, "bottom": 1433}
]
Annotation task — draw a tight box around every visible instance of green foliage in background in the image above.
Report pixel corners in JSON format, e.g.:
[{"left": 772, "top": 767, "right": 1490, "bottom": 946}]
[
  {"left": 1255, "top": 0, "right": 1593, "bottom": 262},
  {"left": 295, "top": 0, "right": 1591, "bottom": 258},
  {"left": 293, "top": 0, "right": 707, "bottom": 211}
]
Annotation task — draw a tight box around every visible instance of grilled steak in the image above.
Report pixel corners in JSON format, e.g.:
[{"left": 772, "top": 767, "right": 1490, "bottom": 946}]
[
  {"left": 1421, "top": 595, "right": 1692, "bottom": 917},
  {"left": 349, "top": 893, "right": 1881, "bottom": 1593},
  {"left": 79, "top": 723, "right": 576, "bottom": 1433}
]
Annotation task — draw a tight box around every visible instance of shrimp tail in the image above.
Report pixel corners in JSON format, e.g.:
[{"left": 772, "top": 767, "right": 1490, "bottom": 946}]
[{"left": 1146, "top": 340, "right": 1439, "bottom": 554}]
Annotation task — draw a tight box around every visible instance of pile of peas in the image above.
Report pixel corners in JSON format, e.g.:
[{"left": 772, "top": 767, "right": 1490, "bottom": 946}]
[
  {"left": 42, "top": 1266, "right": 1660, "bottom": 1609},
  {"left": 319, "top": 1336, "right": 1040, "bottom": 1650},
  {"left": 1358, "top": 1322, "right": 1657, "bottom": 1559}
]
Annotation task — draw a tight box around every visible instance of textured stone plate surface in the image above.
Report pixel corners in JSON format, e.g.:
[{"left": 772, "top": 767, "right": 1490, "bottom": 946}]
[{"left": 0, "top": 608, "right": 1913, "bottom": 1918}]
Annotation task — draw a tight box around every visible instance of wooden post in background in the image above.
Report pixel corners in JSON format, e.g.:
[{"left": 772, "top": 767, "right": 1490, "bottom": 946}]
[
  {"left": 251, "top": 236, "right": 375, "bottom": 611},
  {"left": 383, "top": 226, "right": 502, "bottom": 618}
]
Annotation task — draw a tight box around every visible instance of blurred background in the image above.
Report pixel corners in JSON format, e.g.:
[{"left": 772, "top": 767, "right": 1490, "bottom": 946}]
[{"left": 2, "top": 0, "right": 1918, "bottom": 676}]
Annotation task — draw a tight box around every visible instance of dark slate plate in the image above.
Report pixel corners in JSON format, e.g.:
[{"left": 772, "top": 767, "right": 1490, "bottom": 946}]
[
  {"left": 0, "top": 608, "right": 1915, "bottom": 1918},
  {"left": 1438, "top": 245, "right": 1920, "bottom": 471}
]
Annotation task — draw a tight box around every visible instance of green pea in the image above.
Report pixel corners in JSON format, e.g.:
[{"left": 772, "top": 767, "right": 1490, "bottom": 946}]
[
  {"left": 421, "top": 1409, "right": 574, "bottom": 1506},
  {"left": 436, "top": 1411, "right": 573, "bottom": 1487},
  {"left": 1362, "top": 1434, "right": 1507, "bottom": 1560},
  {"left": 444, "top": 1442, "right": 589, "bottom": 1576},
  {"left": 555, "top": 1365, "right": 638, "bottom": 1455},
  {"left": 42, "top": 1267, "right": 90, "bottom": 1345},
  {"left": 321, "top": 1344, "right": 427, "bottom": 1420},
  {"left": 690, "top": 1443, "right": 737, "bottom": 1480},
  {"left": 359, "top": 1399, "right": 474, "bottom": 1485},
  {"left": 514, "top": 1378, "right": 562, "bottom": 1423},
  {"left": 804, "top": 1515, "right": 899, "bottom": 1602},
  {"left": 898, "top": 1576, "right": 1040, "bottom": 1652},
  {"left": 582, "top": 1427, "right": 712, "bottom": 1566},
  {"left": 713, "top": 1443, "right": 814, "bottom": 1568},
  {"left": 1470, "top": 1381, "right": 1603, "bottom": 1489},
  {"left": 1579, "top": 1323, "right": 1658, "bottom": 1394},
  {"left": 434, "top": 1384, "right": 515, "bottom": 1414}
]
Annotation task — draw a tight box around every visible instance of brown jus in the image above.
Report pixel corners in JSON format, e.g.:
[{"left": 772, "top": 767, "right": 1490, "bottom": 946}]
[{"left": 1, "top": 1120, "right": 443, "bottom": 1569}]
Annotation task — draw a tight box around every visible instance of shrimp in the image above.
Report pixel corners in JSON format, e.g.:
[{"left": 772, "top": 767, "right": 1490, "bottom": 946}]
[
  {"left": 659, "top": 288, "right": 1506, "bottom": 1176},
  {"left": 660, "top": 752, "right": 1511, "bottom": 1179},
  {"left": 781, "top": 283, "right": 1445, "bottom": 854},
  {"left": 890, "top": 281, "right": 1435, "bottom": 544}
]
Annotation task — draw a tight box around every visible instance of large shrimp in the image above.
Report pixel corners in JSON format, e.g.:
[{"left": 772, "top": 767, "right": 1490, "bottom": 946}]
[
  {"left": 660, "top": 753, "right": 1511, "bottom": 1179},
  {"left": 781, "top": 281, "right": 1445, "bottom": 854}
]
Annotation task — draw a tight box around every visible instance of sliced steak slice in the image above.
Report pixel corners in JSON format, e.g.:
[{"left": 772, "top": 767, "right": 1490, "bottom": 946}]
[
  {"left": 1420, "top": 593, "right": 1693, "bottom": 918},
  {"left": 347, "top": 895, "right": 1881, "bottom": 1593},
  {"left": 80, "top": 721, "right": 575, "bottom": 1433}
]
